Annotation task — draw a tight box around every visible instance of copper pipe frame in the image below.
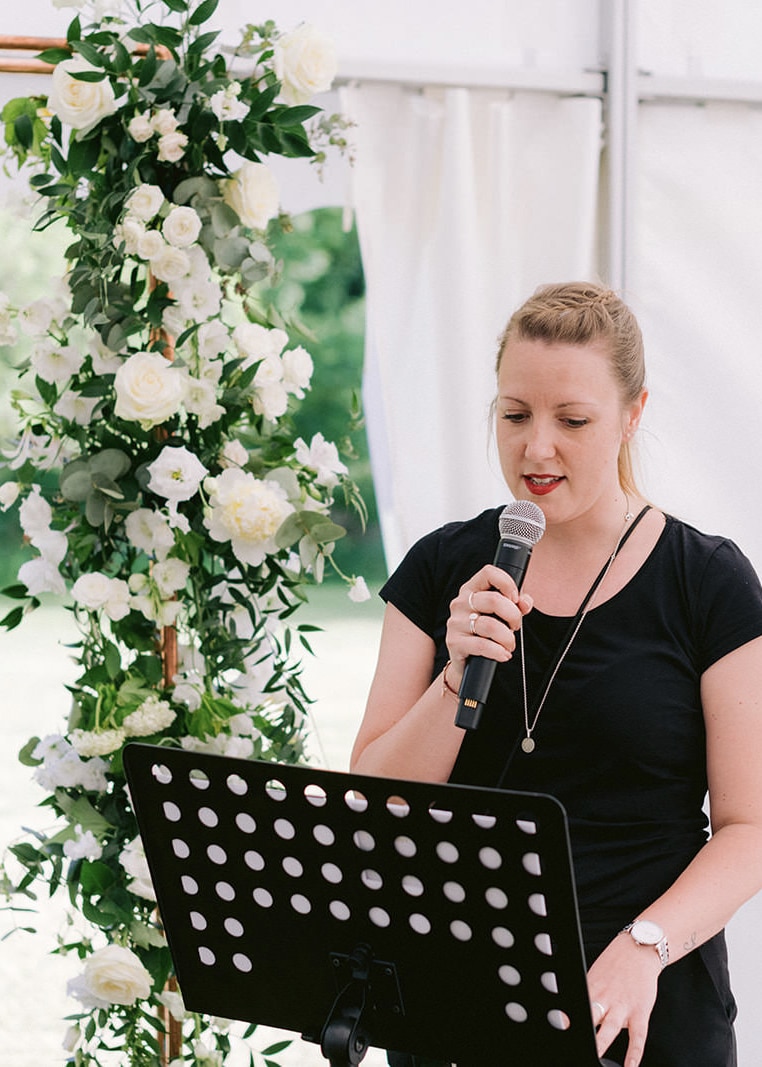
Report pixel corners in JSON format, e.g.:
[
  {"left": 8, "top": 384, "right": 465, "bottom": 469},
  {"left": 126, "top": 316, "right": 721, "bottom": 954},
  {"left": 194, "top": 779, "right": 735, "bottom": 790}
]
[{"left": 0, "top": 35, "right": 169, "bottom": 74}]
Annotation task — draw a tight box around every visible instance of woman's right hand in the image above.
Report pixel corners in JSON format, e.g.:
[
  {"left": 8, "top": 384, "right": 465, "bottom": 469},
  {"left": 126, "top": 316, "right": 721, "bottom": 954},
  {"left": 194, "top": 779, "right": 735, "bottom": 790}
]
[{"left": 444, "top": 564, "right": 534, "bottom": 690}]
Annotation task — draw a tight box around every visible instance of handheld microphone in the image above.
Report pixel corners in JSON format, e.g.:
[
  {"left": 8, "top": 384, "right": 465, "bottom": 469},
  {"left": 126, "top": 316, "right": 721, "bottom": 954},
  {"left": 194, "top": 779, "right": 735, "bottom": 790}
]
[{"left": 455, "top": 500, "right": 546, "bottom": 731}]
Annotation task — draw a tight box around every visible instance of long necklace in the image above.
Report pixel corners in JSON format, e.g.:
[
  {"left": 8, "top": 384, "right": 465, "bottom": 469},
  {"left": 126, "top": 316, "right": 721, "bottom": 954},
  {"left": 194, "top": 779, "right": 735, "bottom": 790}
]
[{"left": 519, "top": 504, "right": 650, "bottom": 754}]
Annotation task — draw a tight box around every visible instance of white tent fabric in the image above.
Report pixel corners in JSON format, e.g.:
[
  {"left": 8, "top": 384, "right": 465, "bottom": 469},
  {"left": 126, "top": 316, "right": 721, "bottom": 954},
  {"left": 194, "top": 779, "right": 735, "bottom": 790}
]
[
  {"left": 632, "top": 102, "right": 762, "bottom": 572},
  {"left": 343, "top": 84, "right": 602, "bottom": 569}
]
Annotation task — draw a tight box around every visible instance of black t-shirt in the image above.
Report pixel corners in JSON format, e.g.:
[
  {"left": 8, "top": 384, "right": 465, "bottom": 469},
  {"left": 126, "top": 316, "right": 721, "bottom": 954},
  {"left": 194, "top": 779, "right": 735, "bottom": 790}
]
[{"left": 381, "top": 507, "right": 762, "bottom": 939}]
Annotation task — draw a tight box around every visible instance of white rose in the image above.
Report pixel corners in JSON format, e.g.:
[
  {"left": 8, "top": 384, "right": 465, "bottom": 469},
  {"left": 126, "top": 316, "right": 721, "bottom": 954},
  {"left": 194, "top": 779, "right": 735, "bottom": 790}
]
[
  {"left": 81, "top": 945, "right": 152, "bottom": 1007},
  {"left": 128, "top": 111, "right": 154, "bottom": 143},
  {"left": 147, "top": 444, "right": 208, "bottom": 503},
  {"left": 274, "top": 24, "right": 337, "bottom": 105},
  {"left": 233, "top": 321, "right": 288, "bottom": 361},
  {"left": 150, "top": 244, "right": 191, "bottom": 283},
  {"left": 210, "top": 85, "right": 248, "bottom": 122},
  {"left": 162, "top": 205, "right": 202, "bottom": 248},
  {"left": 126, "top": 183, "right": 165, "bottom": 222},
  {"left": 197, "top": 320, "right": 230, "bottom": 359},
  {"left": 72, "top": 572, "right": 131, "bottom": 620},
  {"left": 136, "top": 228, "right": 166, "bottom": 261},
  {"left": 113, "top": 215, "right": 145, "bottom": 255},
  {"left": 114, "top": 351, "right": 186, "bottom": 429},
  {"left": 157, "top": 130, "right": 188, "bottom": 163},
  {"left": 151, "top": 109, "right": 178, "bottom": 135},
  {"left": 222, "top": 162, "right": 279, "bottom": 231},
  {"left": 48, "top": 59, "right": 117, "bottom": 132}
]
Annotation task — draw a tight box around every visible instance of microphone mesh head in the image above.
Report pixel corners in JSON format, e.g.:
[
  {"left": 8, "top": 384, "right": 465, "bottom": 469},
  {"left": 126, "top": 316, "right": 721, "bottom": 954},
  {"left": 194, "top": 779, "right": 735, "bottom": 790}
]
[{"left": 498, "top": 500, "right": 546, "bottom": 546}]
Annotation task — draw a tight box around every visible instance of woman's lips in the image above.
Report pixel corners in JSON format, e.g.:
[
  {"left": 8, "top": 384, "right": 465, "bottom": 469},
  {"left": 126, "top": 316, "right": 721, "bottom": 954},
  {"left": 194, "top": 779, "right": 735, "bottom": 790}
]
[{"left": 523, "top": 475, "right": 564, "bottom": 496}]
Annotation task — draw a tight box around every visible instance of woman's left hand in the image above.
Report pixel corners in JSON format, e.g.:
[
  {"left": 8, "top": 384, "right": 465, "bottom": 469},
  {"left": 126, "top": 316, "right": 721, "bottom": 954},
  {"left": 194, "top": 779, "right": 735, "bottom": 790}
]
[{"left": 587, "top": 932, "right": 662, "bottom": 1067}]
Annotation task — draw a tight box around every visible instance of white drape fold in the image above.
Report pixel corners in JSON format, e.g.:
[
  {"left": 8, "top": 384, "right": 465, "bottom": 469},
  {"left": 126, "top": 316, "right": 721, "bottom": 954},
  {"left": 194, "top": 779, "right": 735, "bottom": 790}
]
[{"left": 342, "top": 84, "right": 602, "bottom": 569}]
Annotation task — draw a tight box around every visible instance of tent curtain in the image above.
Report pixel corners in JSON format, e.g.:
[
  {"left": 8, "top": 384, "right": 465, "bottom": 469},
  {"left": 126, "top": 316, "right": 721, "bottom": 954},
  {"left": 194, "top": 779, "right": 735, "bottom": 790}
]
[
  {"left": 342, "top": 83, "right": 603, "bottom": 570},
  {"left": 631, "top": 102, "right": 762, "bottom": 572}
]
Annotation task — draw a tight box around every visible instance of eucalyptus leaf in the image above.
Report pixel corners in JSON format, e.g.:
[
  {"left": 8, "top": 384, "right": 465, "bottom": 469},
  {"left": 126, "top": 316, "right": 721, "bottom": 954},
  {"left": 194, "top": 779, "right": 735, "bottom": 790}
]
[{"left": 89, "top": 449, "right": 131, "bottom": 479}]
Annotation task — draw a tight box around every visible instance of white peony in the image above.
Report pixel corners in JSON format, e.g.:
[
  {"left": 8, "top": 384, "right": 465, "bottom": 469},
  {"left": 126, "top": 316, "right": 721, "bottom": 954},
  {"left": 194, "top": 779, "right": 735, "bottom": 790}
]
[
  {"left": 78, "top": 944, "right": 152, "bottom": 1007},
  {"left": 147, "top": 444, "right": 208, "bottom": 503},
  {"left": 203, "top": 468, "right": 294, "bottom": 566},
  {"left": 114, "top": 351, "right": 186, "bottom": 429},
  {"left": 274, "top": 23, "right": 337, "bottom": 105},
  {"left": 48, "top": 58, "right": 117, "bottom": 132},
  {"left": 163, "top": 205, "right": 202, "bottom": 248},
  {"left": 222, "top": 162, "right": 279, "bottom": 231},
  {"left": 126, "top": 183, "right": 165, "bottom": 222}
]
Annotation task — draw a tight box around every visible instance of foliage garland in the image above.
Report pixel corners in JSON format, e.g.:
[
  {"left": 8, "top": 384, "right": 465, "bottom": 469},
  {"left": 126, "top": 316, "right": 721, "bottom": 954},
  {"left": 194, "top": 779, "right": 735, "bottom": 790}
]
[{"left": 0, "top": 1, "right": 367, "bottom": 1063}]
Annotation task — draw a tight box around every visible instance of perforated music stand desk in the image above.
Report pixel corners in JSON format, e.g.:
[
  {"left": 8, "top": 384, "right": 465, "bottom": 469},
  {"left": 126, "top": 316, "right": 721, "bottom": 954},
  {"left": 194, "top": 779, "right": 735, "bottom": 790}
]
[{"left": 124, "top": 744, "right": 619, "bottom": 1067}]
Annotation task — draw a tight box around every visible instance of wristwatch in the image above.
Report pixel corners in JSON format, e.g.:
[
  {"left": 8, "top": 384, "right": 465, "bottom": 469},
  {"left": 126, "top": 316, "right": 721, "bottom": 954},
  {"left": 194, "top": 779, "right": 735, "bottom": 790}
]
[{"left": 622, "top": 919, "right": 669, "bottom": 969}]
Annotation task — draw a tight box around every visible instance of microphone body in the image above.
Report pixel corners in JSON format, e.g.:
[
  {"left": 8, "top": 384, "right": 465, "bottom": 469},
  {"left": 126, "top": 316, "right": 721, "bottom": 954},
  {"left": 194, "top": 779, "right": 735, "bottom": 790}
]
[{"left": 455, "top": 501, "right": 545, "bottom": 731}]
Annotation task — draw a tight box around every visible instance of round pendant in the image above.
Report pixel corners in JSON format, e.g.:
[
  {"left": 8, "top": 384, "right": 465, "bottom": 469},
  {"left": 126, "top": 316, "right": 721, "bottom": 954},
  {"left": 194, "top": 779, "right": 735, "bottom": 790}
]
[{"left": 521, "top": 736, "right": 535, "bottom": 754}]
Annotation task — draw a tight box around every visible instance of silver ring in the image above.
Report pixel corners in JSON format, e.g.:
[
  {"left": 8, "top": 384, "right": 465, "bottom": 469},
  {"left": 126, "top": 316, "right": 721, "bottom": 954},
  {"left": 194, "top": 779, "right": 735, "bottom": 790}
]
[
  {"left": 468, "top": 590, "right": 476, "bottom": 611},
  {"left": 469, "top": 612, "right": 479, "bottom": 636},
  {"left": 592, "top": 1000, "right": 606, "bottom": 1021}
]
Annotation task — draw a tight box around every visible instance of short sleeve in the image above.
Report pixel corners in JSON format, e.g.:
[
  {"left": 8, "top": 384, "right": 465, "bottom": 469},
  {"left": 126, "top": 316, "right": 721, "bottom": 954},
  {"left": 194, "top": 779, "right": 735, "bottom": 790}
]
[
  {"left": 694, "top": 538, "right": 762, "bottom": 671},
  {"left": 379, "top": 529, "right": 443, "bottom": 638}
]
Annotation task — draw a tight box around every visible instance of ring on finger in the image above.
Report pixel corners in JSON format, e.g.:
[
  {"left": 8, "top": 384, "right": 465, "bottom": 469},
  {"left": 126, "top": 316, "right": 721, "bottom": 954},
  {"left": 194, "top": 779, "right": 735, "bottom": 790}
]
[
  {"left": 468, "top": 612, "right": 479, "bottom": 636},
  {"left": 591, "top": 1000, "right": 606, "bottom": 1023},
  {"left": 468, "top": 590, "right": 477, "bottom": 611}
]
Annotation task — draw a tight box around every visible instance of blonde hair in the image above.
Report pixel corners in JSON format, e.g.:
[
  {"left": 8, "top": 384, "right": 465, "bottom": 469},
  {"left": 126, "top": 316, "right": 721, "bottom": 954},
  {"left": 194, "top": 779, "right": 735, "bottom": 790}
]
[{"left": 497, "top": 282, "right": 646, "bottom": 497}]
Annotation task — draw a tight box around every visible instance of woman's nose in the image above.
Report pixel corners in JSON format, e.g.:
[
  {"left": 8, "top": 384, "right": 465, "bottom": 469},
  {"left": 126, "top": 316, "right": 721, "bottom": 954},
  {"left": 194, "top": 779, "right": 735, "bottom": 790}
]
[{"left": 523, "top": 422, "right": 557, "bottom": 461}]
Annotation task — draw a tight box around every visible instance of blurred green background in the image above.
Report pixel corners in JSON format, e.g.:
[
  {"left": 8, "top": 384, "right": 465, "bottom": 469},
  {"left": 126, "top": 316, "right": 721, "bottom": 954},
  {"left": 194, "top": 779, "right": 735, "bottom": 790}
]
[{"left": 0, "top": 204, "right": 387, "bottom": 593}]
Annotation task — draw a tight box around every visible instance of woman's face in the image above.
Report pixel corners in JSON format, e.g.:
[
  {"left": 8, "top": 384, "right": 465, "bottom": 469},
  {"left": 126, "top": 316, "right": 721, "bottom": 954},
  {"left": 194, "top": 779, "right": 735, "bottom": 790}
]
[{"left": 495, "top": 337, "right": 646, "bottom": 526}]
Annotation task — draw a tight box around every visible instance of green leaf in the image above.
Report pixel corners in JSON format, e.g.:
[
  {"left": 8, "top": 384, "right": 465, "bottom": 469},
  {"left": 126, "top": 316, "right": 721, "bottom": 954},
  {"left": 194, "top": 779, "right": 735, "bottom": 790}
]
[
  {"left": 37, "top": 48, "right": 73, "bottom": 65},
  {"left": 274, "top": 105, "right": 321, "bottom": 127},
  {"left": 85, "top": 493, "right": 106, "bottom": 527},
  {"left": 71, "top": 41, "right": 108, "bottom": 68},
  {"left": 18, "top": 737, "right": 42, "bottom": 767},
  {"left": 66, "top": 15, "right": 82, "bottom": 45},
  {"left": 104, "top": 641, "right": 122, "bottom": 679},
  {"left": 189, "top": 0, "right": 219, "bottom": 26},
  {"left": 57, "top": 795, "right": 113, "bottom": 837},
  {"left": 187, "top": 30, "right": 220, "bottom": 56},
  {"left": 90, "top": 448, "right": 131, "bottom": 479},
  {"left": 79, "top": 860, "right": 116, "bottom": 896},
  {"left": 0, "top": 606, "right": 24, "bottom": 630},
  {"left": 60, "top": 463, "right": 92, "bottom": 502}
]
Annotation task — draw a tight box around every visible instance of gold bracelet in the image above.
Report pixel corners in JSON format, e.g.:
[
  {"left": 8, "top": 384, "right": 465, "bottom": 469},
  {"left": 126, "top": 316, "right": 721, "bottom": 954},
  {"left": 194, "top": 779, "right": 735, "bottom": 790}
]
[{"left": 441, "top": 660, "right": 459, "bottom": 699}]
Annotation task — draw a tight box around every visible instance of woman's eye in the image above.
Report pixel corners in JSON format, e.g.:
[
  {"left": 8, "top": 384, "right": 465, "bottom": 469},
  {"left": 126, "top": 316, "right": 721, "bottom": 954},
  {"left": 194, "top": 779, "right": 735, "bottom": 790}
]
[
  {"left": 562, "top": 418, "right": 589, "bottom": 429},
  {"left": 501, "top": 412, "right": 528, "bottom": 424}
]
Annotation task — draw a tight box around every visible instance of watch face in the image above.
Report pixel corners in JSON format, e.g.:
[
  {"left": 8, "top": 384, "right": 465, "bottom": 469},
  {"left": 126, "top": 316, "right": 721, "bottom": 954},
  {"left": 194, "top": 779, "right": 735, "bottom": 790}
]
[{"left": 631, "top": 919, "right": 664, "bottom": 945}]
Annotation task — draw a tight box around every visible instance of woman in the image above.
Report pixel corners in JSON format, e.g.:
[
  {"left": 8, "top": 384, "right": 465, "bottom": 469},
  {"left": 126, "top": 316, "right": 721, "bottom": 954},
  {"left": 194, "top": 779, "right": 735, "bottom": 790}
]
[{"left": 350, "top": 282, "right": 762, "bottom": 1067}]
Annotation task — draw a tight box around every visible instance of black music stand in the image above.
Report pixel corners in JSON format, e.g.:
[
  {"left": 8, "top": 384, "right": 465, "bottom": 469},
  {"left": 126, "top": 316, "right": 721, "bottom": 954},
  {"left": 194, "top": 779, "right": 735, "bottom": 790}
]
[{"left": 123, "top": 744, "right": 620, "bottom": 1067}]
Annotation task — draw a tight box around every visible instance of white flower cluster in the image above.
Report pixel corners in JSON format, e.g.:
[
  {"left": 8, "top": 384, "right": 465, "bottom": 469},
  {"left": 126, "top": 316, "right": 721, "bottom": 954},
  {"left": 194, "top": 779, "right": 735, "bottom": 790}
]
[{"left": 32, "top": 734, "right": 109, "bottom": 792}]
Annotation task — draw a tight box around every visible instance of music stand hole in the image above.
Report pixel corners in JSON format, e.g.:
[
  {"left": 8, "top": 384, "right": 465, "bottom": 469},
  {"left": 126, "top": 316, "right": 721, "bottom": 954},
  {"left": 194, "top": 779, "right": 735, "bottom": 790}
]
[
  {"left": 253, "top": 887, "right": 273, "bottom": 908},
  {"left": 369, "top": 906, "right": 390, "bottom": 928},
  {"left": 265, "top": 778, "right": 287, "bottom": 801},
  {"left": 304, "top": 784, "right": 328, "bottom": 806},
  {"left": 443, "top": 880, "right": 466, "bottom": 904},
  {"left": 244, "top": 850, "right": 264, "bottom": 871},
  {"left": 172, "top": 838, "right": 190, "bottom": 859},
  {"left": 189, "top": 768, "right": 210, "bottom": 790},
  {"left": 410, "top": 913, "right": 431, "bottom": 935},
  {"left": 479, "top": 846, "right": 502, "bottom": 870},
  {"left": 224, "top": 917, "right": 244, "bottom": 938},
  {"left": 321, "top": 862, "right": 343, "bottom": 885},
  {"left": 394, "top": 835, "right": 417, "bottom": 858},
  {"left": 215, "top": 881, "right": 235, "bottom": 902},
  {"left": 198, "top": 806, "right": 219, "bottom": 828},
  {"left": 274, "top": 817, "right": 296, "bottom": 840},
  {"left": 233, "top": 953, "right": 253, "bottom": 973},
  {"left": 235, "top": 813, "right": 256, "bottom": 834},
  {"left": 291, "top": 894, "right": 311, "bottom": 915},
  {"left": 401, "top": 874, "right": 424, "bottom": 897},
  {"left": 436, "top": 841, "right": 459, "bottom": 864},
  {"left": 386, "top": 796, "right": 410, "bottom": 817},
  {"left": 516, "top": 818, "right": 537, "bottom": 835},
  {"left": 207, "top": 844, "right": 227, "bottom": 865},
  {"left": 498, "top": 965, "right": 521, "bottom": 987},
  {"left": 528, "top": 892, "right": 548, "bottom": 916},
  {"left": 353, "top": 829, "right": 375, "bottom": 851},
  {"left": 329, "top": 900, "right": 351, "bottom": 921},
  {"left": 227, "top": 773, "right": 247, "bottom": 796},
  {"left": 486, "top": 886, "right": 508, "bottom": 909},
  {"left": 450, "top": 920, "right": 472, "bottom": 942},
  {"left": 181, "top": 875, "right": 198, "bottom": 895},
  {"left": 189, "top": 910, "right": 206, "bottom": 930},
  {"left": 345, "top": 790, "right": 368, "bottom": 813},
  {"left": 472, "top": 813, "right": 497, "bottom": 829},
  {"left": 163, "top": 801, "right": 182, "bottom": 822},
  {"left": 198, "top": 946, "right": 215, "bottom": 966},
  {"left": 428, "top": 804, "right": 453, "bottom": 824},
  {"left": 282, "top": 856, "right": 303, "bottom": 878},
  {"left": 505, "top": 1002, "right": 528, "bottom": 1023},
  {"left": 314, "top": 824, "right": 336, "bottom": 847},
  {"left": 152, "top": 763, "right": 172, "bottom": 785},
  {"left": 548, "top": 1009, "right": 571, "bottom": 1031},
  {"left": 534, "top": 932, "right": 554, "bottom": 956},
  {"left": 522, "top": 851, "right": 542, "bottom": 876},
  {"left": 361, "top": 868, "right": 383, "bottom": 890},
  {"left": 541, "top": 971, "right": 559, "bottom": 994},
  {"left": 492, "top": 926, "right": 515, "bottom": 949}
]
